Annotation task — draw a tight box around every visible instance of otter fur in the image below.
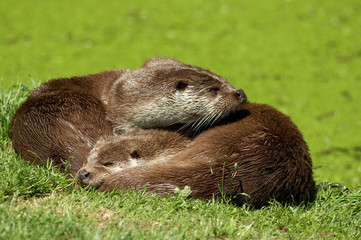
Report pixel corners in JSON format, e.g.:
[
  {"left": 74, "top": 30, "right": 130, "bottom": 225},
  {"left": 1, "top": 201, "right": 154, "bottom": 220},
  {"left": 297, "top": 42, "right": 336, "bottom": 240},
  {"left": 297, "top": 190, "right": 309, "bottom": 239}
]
[
  {"left": 10, "top": 57, "right": 246, "bottom": 175},
  {"left": 97, "top": 103, "right": 314, "bottom": 208},
  {"left": 76, "top": 129, "right": 191, "bottom": 188}
]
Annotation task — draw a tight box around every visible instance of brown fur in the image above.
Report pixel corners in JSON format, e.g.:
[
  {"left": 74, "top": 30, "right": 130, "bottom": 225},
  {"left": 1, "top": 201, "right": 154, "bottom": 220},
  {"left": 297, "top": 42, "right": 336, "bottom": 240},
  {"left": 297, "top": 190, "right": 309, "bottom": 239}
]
[
  {"left": 106, "top": 57, "right": 247, "bottom": 134},
  {"left": 10, "top": 70, "right": 120, "bottom": 175},
  {"left": 76, "top": 129, "right": 191, "bottom": 187},
  {"left": 10, "top": 57, "right": 245, "bottom": 176},
  {"left": 99, "top": 103, "right": 315, "bottom": 208}
]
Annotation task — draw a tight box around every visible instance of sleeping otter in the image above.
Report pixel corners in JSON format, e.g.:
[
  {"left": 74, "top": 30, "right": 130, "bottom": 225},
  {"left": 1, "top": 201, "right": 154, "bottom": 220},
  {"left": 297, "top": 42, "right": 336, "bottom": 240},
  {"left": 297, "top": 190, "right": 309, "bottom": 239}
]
[
  {"left": 81, "top": 103, "right": 314, "bottom": 208},
  {"left": 76, "top": 129, "right": 191, "bottom": 188},
  {"left": 10, "top": 57, "right": 246, "bottom": 175}
]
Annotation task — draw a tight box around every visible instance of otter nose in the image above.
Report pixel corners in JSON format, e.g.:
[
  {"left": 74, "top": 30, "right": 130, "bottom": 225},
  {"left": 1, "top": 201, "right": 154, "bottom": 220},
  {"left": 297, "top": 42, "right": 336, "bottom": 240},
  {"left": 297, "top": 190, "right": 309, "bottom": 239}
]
[
  {"left": 235, "top": 89, "right": 246, "bottom": 101},
  {"left": 77, "top": 169, "right": 90, "bottom": 181}
]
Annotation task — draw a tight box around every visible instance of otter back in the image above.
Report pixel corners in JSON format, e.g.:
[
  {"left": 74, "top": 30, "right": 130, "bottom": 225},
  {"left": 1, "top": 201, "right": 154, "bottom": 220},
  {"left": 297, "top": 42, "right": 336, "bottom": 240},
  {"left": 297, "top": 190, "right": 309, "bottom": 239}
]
[{"left": 10, "top": 70, "right": 121, "bottom": 175}]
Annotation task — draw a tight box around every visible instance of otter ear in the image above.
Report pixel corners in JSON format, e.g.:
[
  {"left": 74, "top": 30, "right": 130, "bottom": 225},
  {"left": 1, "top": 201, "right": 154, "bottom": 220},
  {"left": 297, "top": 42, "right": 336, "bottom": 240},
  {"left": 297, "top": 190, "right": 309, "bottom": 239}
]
[{"left": 142, "top": 57, "right": 185, "bottom": 68}]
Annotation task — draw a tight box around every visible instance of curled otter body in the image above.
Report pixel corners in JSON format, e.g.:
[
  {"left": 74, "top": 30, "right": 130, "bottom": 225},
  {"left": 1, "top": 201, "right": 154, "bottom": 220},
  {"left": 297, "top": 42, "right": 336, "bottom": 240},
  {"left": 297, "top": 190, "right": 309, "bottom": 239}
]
[
  {"left": 10, "top": 57, "right": 246, "bottom": 175},
  {"left": 98, "top": 103, "right": 314, "bottom": 208},
  {"left": 10, "top": 70, "right": 120, "bottom": 175},
  {"left": 76, "top": 129, "right": 191, "bottom": 188}
]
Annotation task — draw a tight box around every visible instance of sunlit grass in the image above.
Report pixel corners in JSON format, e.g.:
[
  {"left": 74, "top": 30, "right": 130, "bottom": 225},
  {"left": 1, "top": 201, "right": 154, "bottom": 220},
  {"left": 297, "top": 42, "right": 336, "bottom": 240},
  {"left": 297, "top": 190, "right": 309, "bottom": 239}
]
[
  {"left": 1, "top": 67, "right": 360, "bottom": 240},
  {"left": 1, "top": 0, "right": 360, "bottom": 238}
]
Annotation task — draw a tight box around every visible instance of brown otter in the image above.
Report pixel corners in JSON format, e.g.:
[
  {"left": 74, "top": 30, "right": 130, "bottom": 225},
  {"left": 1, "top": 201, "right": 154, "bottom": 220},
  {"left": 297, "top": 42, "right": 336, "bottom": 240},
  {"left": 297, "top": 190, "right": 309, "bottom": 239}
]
[
  {"left": 10, "top": 57, "right": 246, "bottom": 176},
  {"left": 96, "top": 103, "right": 314, "bottom": 208},
  {"left": 76, "top": 129, "right": 191, "bottom": 188}
]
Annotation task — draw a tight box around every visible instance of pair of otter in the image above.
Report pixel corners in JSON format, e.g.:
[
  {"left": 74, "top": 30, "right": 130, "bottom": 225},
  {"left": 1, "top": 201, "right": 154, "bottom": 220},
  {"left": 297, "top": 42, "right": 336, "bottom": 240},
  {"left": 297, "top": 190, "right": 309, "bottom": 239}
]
[
  {"left": 10, "top": 57, "right": 314, "bottom": 207},
  {"left": 11, "top": 57, "right": 245, "bottom": 175}
]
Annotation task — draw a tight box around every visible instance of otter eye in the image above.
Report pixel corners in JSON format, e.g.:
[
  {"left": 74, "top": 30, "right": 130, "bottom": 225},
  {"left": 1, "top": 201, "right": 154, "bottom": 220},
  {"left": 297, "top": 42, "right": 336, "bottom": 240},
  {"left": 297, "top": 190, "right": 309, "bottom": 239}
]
[
  {"left": 176, "top": 81, "right": 188, "bottom": 90},
  {"left": 130, "top": 150, "right": 141, "bottom": 159},
  {"left": 104, "top": 161, "right": 116, "bottom": 167},
  {"left": 208, "top": 87, "right": 220, "bottom": 93}
]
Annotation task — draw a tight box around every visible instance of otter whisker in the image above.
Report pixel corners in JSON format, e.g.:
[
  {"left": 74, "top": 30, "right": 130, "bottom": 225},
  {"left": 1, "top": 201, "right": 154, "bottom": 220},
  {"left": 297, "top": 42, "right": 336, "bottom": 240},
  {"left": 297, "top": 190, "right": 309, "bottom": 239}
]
[
  {"left": 191, "top": 112, "right": 217, "bottom": 133},
  {"left": 193, "top": 115, "right": 210, "bottom": 131},
  {"left": 181, "top": 109, "right": 211, "bottom": 131},
  {"left": 201, "top": 109, "right": 223, "bottom": 131},
  {"left": 189, "top": 102, "right": 222, "bottom": 133},
  {"left": 176, "top": 115, "right": 205, "bottom": 135},
  {"left": 188, "top": 111, "right": 213, "bottom": 133},
  {"left": 209, "top": 110, "right": 224, "bottom": 127}
]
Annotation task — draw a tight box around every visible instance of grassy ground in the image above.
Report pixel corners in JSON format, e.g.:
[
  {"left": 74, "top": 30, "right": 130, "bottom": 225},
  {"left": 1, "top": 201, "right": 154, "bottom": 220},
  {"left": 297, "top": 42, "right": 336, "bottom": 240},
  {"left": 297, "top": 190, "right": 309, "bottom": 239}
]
[
  {"left": 1, "top": 0, "right": 360, "bottom": 239},
  {"left": 0, "top": 88, "right": 360, "bottom": 239}
]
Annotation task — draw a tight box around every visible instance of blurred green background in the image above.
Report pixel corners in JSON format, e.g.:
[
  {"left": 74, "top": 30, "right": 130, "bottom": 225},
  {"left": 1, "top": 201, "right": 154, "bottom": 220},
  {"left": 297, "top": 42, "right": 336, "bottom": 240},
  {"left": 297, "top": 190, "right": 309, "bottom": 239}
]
[{"left": 1, "top": 0, "right": 360, "bottom": 186}]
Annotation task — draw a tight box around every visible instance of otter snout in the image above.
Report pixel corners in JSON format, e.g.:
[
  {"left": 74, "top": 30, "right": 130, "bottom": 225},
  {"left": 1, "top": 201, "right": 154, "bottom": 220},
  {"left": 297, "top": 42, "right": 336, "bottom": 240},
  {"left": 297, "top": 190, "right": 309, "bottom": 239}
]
[
  {"left": 77, "top": 168, "right": 91, "bottom": 184},
  {"left": 235, "top": 88, "right": 247, "bottom": 103}
]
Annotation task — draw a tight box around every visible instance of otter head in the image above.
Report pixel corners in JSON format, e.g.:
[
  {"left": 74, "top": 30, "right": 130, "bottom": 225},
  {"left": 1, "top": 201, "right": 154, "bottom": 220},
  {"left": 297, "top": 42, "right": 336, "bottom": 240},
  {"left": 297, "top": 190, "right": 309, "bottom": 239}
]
[
  {"left": 105, "top": 57, "right": 247, "bottom": 134},
  {"left": 76, "top": 138, "right": 138, "bottom": 188},
  {"left": 76, "top": 129, "right": 190, "bottom": 188}
]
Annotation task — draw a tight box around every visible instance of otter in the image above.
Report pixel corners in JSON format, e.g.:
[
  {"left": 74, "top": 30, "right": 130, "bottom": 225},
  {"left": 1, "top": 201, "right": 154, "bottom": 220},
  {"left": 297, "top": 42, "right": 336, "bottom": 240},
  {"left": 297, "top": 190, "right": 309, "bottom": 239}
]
[
  {"left": 10, "top": 57, "right": 246, "bottom": 176},
  {"left": 92, "top": 103, "right": 314, "bottom": 208},
  {"left": 76, "top": 129, "right": 191, "bottom": 188}
]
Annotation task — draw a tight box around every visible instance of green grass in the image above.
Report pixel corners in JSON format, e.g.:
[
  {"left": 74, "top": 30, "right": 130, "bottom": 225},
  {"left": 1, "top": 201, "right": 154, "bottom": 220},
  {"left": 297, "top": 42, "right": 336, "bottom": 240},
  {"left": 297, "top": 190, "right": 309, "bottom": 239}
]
[
  {"left": 1, "top": 185, "right": 360, "bottom": 239},
  {"left": 1, "top": 91, "right": 361, "bottom": 238},
  {"left": 1, "top": 0, "right": 361, "bottom": 239}
]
